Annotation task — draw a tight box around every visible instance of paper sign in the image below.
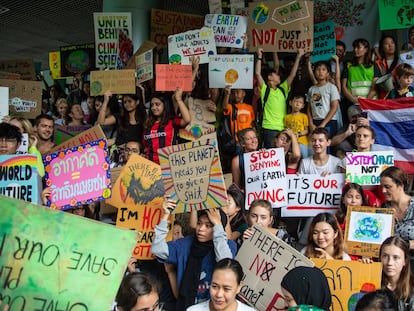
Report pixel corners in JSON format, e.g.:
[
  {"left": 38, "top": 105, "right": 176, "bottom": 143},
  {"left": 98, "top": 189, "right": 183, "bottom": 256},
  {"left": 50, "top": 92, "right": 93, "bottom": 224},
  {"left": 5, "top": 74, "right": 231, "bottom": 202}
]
[
  {"left": 379, "top": 1, "right": 414, "bottom": 30},
  {"left": 188, "top": 97, "right": 216, "bottom": 124},
  {"left": 49, "top": 51, "right": 61, "bottom": 79},
  {"left": 90, "top": 69, "right": 136, "bottom": 96},
  {"left": 236, "top": 224, "right": 314, "bottom": 311},
  {"left": 168, "top": 27, "right": 217, "bottom": 64},
  {"left": 283, "top": 173, "right": 345, "bottom": 217},
  {"left": 155, "top": 64, "right": 193, "bottom": 91},
  {"left": 0, "top": 58, "right": 36, "bottom": 80},
  {"left": 345, "top": 206, "right": 395, "bottom": 258},
  {"left": 204, "top": 14, "right": 248, "bottom": 48},
  {"left": 53, "top": 125, "right": 92, "bottom": 146},
  {"left": 16, "top": 133, "right": 29, "bottom": 154},
  {"left": 208, "top": 54, "right": 254, "bottom": 89},
  {"left": 244, "top": 148, "right": 287, "bottom": 209},
  {"left": 43, "top": 139, "right": 111, "bottom": 210},
  {"left": 345, "top": 151, "right": 394, "bottom": 186},
  {"left": 312, "top": 259, "right": 382, "bottom": 311},
  {"left": 158, "top": 133, "right": 227, "bottom": 213},
  {"left": 136, "top": 50, "right": 154, "bottom": 83},
  {"left": 0, "top": 86, "right": 9, "bottom": 120},
  {"left": 179, "top": 122, "right": 216, "bottom": 141},
  {"left": 248, "top": 1, "right": 314, "bottom": 52},
  {"left": 125, "top": 40, "right": 157, "bottom": 70},
  {"left": 0, "top": 195, "right": 137, "bottom": 310},
  {"left": 60, "top": 43, "right": 95, "bottom": 77},
  {"left": 311, "top": 20, "right": 336, "bottom": 63}
]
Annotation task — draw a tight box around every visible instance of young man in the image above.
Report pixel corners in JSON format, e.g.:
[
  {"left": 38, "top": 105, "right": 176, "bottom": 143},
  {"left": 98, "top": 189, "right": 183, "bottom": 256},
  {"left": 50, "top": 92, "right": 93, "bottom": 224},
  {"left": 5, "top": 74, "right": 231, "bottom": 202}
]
[
  {"left": 0, "top": 123, "right": 22, "bottom": 155},
  {"left": 34, "top": 114, "right": 55, "bottom": 155}
]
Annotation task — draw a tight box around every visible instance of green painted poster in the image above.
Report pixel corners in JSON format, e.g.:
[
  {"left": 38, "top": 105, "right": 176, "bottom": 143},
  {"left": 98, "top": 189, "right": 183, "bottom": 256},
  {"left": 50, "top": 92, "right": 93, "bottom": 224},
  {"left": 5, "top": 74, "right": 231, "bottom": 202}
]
[
  {"left": 379, "top": 1, "right": 414, "bottom": 30},
  {"left": 0, "top": 195, "right": 137, "bottom": 310}
]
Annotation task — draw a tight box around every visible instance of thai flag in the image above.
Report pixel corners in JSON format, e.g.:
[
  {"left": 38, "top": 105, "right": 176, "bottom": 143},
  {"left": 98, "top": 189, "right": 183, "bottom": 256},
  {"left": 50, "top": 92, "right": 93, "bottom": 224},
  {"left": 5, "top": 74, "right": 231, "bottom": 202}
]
[{"left": 359, "top": 98, "right": 414, "bottom": 174}]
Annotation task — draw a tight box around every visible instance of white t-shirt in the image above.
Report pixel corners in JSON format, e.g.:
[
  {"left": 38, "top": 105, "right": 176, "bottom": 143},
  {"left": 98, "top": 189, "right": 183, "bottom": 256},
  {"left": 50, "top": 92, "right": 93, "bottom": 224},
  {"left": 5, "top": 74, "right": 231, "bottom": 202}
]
[
  {"left": 187, "top": 300, "right": 256, "bottom": 311},
  {"left": 307, "top": 82, "right": 340, "bottom": 120},
  {"left": 299, "top": 155, "right": 342, "bottom": 175}
]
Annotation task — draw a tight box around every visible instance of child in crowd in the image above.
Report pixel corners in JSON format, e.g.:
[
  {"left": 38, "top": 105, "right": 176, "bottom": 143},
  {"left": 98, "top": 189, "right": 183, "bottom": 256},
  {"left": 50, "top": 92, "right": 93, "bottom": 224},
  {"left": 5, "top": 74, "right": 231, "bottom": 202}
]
[
  {"left": 284, "top": 95, "right": 309, "bottom": 158},
  {"left": 54, "top": 98, "right": 68, "bottom": 125},
  {"left": 386, "top": 63, "right": 414, "bottom": 99}
]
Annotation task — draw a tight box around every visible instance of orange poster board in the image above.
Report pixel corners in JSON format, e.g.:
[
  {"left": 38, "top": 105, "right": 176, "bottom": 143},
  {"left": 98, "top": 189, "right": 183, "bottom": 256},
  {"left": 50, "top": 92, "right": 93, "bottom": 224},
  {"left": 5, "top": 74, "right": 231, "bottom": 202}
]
[{"left": 155, "top": 64, "right": 193, "bottom": 91}]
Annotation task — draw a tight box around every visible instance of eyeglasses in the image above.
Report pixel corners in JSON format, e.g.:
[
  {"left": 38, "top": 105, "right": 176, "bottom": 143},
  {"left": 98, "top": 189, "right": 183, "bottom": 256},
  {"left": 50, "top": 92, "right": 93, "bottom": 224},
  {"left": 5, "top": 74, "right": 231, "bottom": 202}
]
[
  {"left": 125, "top": 148, "right": 139, "bottom": 154},
  {"left": 0, "top": 138, "right": 17, "bottom": 144}
]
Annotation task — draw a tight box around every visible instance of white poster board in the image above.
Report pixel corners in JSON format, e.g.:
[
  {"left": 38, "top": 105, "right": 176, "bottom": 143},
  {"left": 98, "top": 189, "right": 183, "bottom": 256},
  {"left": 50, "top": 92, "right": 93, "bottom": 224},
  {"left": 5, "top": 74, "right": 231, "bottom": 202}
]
[{"left": 204, "top": 14, "right": 248, "bottom": 48}]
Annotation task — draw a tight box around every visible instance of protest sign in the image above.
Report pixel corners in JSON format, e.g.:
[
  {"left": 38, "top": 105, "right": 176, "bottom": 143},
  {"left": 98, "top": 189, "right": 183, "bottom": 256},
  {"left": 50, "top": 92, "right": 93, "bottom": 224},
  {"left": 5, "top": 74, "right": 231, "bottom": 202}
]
[
  {"left": 236, "top": 224, "right": 314, "bottom": 311},
  {"left": 136, "top": 50, "right": 154, "bottom": 83},
  {"left": 168, "top": 27, "right": 217, "bottom": 64},
  {"left": 178, "top": 122, "right": 216, "bottom": 141},
  {"left": 0, "top": 86, "right": 9, "bottom": 120},
  {"left": 204, "top": 14, "right": 248, "bottom": 48},
  {"left": 379, "top": 1, "right": 414, "bottom": 30},
  {"left": 60, "top": 43, "right": 95, "bottom": 77},
  {"left": 345, "top": 151, "right": 394, "bottom": 186},
  {"left": 188, "top": 97, "right": 216, "bottom": 124},
  {"left": 16, "top": 133, "right": 29, "bottom": 154},
  {"left": 244, "top": 148, "right": 287, "bottom": 209},
  {"left": 0, "top": 155, "right": 41, "bottom": 204},
  {"left": 0, "top": 195, "right": 137, "bottom": 310},
  {"left": 90, "top": 69, "right": 135, "bottom": 96},
  {"left": 125, "top": 40, "right": 157, "bottom": 70},
  {"left": 399, "top": 51, "right": 414, "bottom": 68},
  {"left": 0, "top": 71, "right": 20, "bottom": 80},
  {"left": 283, "top": 173, "right": 345, "bottom": 217},
  {"left": 53, "top": 125, "right": 92, "bottom": 146},
  {"left": 100, "top": 166, "right": 122, "bottom": 215},
  {"left": 311, "top": 20, "right": 336, "bottom": 63},
  {"left": 155, "top": 64, "right": 193, "bottom": 91},
  {"left": 0, "top": 58, "right": 36, "bottom": 80},
  {"left": 312, "top": 259, "right": 382, "bottom": 311},
  {"left": 106, "top": 154, "right": 170, "bottom": 259},
  {"left": 345, "top": 206, "right": 395, "bottom": 258},
  {"left": 43, "top": 139, "right": 111, "bottom": 210},
  {"left": 158, "top": 133, "right": 227, "bottom": 213},
  {"left": 150, "top": 9, "right": 204, "bottom": 48},
  {"left": 247, "top": 1, "right": 314, "bottom": 52},
  {"left": 0, "top": 79, "right": 42, "bottom": 119},
  {"left": 51, "top": 124, "right": 105, "bottom": 153},
  {"left": 208, "top": 54, "right": 254, "bottom": 89},
  {"left": 49, "top": 51, "right": 62, "bottom": 79},
  {"left": 93, "top": 12, "right": 133, "bottom": 69}
]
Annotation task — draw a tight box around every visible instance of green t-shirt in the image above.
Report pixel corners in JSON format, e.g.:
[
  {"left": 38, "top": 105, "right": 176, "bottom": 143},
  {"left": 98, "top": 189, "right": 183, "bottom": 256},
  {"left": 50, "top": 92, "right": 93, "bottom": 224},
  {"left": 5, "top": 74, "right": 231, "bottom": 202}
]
[{"left": 260, "top": 80, "right": 289, "bottom": 131}]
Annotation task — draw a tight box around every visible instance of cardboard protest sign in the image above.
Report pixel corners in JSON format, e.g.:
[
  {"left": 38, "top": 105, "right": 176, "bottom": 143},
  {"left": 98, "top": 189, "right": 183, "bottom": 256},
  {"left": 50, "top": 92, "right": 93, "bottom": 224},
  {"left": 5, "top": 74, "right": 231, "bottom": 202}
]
[
  {"left": 0, "top": 155, "right": 41, "bottom": 204},
  {"left": 150, "top": 9, "right": 205, "bottom": 48},
  {"left": 248, "top": 1, "right": 314, "bottom": 52},
  {"left": 208, "top": 54, "right": 254, "bottom": 89},
  {"left": 43, "top": 139, "right": 111, "bottom": 210},
  {"left": 0, "top": 71, "right": 20, "bottom": 80},
  {"left": 312, "top": 259, "right": 382, "bottom": 311},
  {"left": 16, "top": 133, "right": 29, "bottom": 154},
  {"left": 345, "top": 206, "right": 395, "bottom": 258},
  {"left": 93, "top": 12, "right": 133, "bottom": 69},
  {"left": 244, "top": 148, "right": 287, "bottom": 209},
  {"left": 158, "top": 133, "right": 227, "bottom": 213},
  {"left": 311, "top": 20, "right": 336, "bottom": 63},
  {"left": 188, "top": 97, "right": 216, "bottom": 124},
  {"left": 0, "top": 195, "right": 137, "bottom": 310},
  {"left": 168, "top": 27, "right": 217, "bottom": 65},
  {"left": 53, "top": 125, "right": 92, "bottom": 146},
  {"left": 283, "top": 173, "right": 345, "bottom": 217},
  {"left": 60, "top": 43, "right": 95, "bottom": 77},
  {"left": 0, "top": 79, "right": 42, "bottom": 119},
  {"left": 178, "top": 122, "right": 216, "bottom": 141},
  {"left": 100, "top": 166, "right": 122, "bottom": 215},
  {"left": 204, "top": 14, "right": 248, "bottom": 48},
  {"left": 49, "top": 51, "right": 62, "bottom": 79},
  {"left": 155, "top": 64, "right": 193, "bottom": 91},
  {"left": 90, "top": 69, "right": 136, "bottom": 96},
  {"left": 345, "top": 151, "right": 394, "bottom": 186},
  {"left": 106, "top": 154, "right": 170, "bottom": 259},
  {"left": 136, "top": 50, "right": 154, "bottom": 83},
  {"left": 0, "top": 58, "right": 36, "bottom": 80},
  {"left": 0, "top": 86, "right": 9, "bottom": 120},
  {"left": 379, "top": 1, "right": 414, "bottom": 30},
  {"left": 236, "top": 224, "right": 314, "bottom": 311}
]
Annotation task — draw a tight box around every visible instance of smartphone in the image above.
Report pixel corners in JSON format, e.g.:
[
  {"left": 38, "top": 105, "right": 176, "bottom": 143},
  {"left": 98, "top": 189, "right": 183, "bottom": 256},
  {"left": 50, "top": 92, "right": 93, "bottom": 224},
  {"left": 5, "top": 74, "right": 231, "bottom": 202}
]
[{"left": 360, "top": 111, "right": 368, "bottom": 118}]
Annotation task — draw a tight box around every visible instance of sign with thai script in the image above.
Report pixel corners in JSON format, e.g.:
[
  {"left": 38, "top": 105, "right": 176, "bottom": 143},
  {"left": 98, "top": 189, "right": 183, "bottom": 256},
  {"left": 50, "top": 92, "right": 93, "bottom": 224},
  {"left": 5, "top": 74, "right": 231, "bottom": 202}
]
[
  {"left": 53, "top": 125, "right": 92, "bottom": 146},
  {"left": 0, "top": 195, "right": 137, "bottom": 310},
  {"left": 136, "top": 50, "right": 154, "bottom": 83},
  {"left": 247, "top": 1, "right": 314, "bottom": 52},
  {"left": 155, "top": 64, "right": 193, "bottom": 91},
  {"left": 311, "top": 20, "right": 335, "bottom": 63},
  {"left": 379, "top": 1, "right": 414, "bottom": 30},
  {"left": 345, "top": 151, "right": 394, "bottom": 186},
  {"left": 60, "top": 43, "right": 95, "bottom": 77},
  {"left": 244, "top": 148, "right": 287, "bottom": 209},
  {"left": 204, "top": 14, "right": 248, "bottom": 48},
  {"left": 43, "top": 139, "right": 111, "bottom": 210},
  {"left": 0, "top": 58, "right": 36, "bottom": 80},
  {"left": 168, "top": 27, "right": 217, "bottom": 64},
  {"left": 236, "top": 224, "right": 314, "bottom": 311},
  {"left": 158, "top": 133, "right": 227, "bottom": 213},
  {"left": 90, "top": 69, "right": 136, "bottom": 96}
]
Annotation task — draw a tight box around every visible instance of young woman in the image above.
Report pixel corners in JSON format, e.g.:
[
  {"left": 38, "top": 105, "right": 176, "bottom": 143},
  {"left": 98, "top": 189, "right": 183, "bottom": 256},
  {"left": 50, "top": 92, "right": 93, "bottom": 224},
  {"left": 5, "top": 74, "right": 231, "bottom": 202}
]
[
  {"left": 54, "top": 98, "right": 68, "bottom": 125},
  {"left": 187, "top": 259, "right": 255, "bottom": 311},
  {"left": 336, "top": 182, "right": 368, "bottom": 231},
  {"left": 67, "top": 103, "right": 86, "bottom": 126},
  {"left": 303, "top": 212, "right": 351, "bottom": 260},
  {"left": 273, "top": 129, "right": 301, "bottom": 174},
  {"left": 221, "top": 188, "right": 248, "bottom": 244}
]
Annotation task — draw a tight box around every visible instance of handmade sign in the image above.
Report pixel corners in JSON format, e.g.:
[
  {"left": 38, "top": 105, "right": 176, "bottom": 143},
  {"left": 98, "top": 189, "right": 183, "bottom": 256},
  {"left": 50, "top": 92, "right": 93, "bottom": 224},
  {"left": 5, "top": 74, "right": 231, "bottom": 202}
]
[
  {"left": 0, "top": 195, "right": 137, "bottom": 310},
  {"left": 125, "top": 40, "right": 157, "bottom": 70},
  {"left": 43, "top": 139, "right": 111, "bottom": 210},
  {"left": 399, "top": 51, "right": 414, "bottom": 68},
  {"left": 100, "top": 166, "right": 122, "bottom": 215},
  {"left": 90, "top": 69, "right": 136, "bottom": 96},
  {"left": 0, "top": 79, "right": 42, "bottom": 119},
  {"left": 178, "top": 122, "right": 216, "bottom": 141},
  {"left": 283, "top": 173, "right": 345, "bottom": 217},
  {"left": 0, "top": 71, "right": 20, "bottom": 80},
  {"left": 236, "top": 224, "right": 314, "bottom": 311},
  {"left": 158, "top": 133, "right": 227, "bottom": 213},
  {"left": 204, "top": 14, "right": 248, "bottom": 48},
  {"left": 155, "top": 64, "right": 193, "bottom": 91},
  {"left": 53, "top": 125, "right": 92, "bottom": 146},
  {"left": 49, "top": 51, "right": 62, "bottom": 79},
  {"left": 16, "top": 133, "right": 29, "bottom": 154},
  {"left": 345, "top": 151, "right": 394, "bottom": 186},
  {"left": 379, "top": 1, "right": 414, "bottom": 30},
  {"left": 168, "top": 27, "right": 217, "bottom": 65},
  {"left": 106, "top": 154, "right": 171, "bottom": 259},
  {"left": 150, "top": 9, "right": 204, "bottom": 48},
  {"left": 311, "top": 20, "right": 336, "bottom": 63},
  {"left": 136, "top": 49, "right": 154, "bottom": 83},
  {"left": 93, "top": 12, "right": 133, "bottom": 69},
  {"left": 0, "top": 58, "right": 36, "bottom": 80},
  {"left": 0, "top": 155, "right": 41, "bottom": 204},
  {"left": 248, "top": 1, "right": 314, "bottom": 52},
  {"left": 188, "top": 97, "right": 216, "bottom": 124},
  {"left": 345, "top": 206, "right": 395, "bottom": 258},
  {"left": 0, "top": 86, "right": 9, "bottom": 120},
  {"left": 312, "top": 259, "right": 382, "bottom": 311},
  {"left": 244, "top": 148, "right": 287, "bottom": 209},
  {"left": 208, "top": 54, "right": 254, "bottom": 89},
  {"left": 60, "top": 43, "right": 95, "bottom": 77}
]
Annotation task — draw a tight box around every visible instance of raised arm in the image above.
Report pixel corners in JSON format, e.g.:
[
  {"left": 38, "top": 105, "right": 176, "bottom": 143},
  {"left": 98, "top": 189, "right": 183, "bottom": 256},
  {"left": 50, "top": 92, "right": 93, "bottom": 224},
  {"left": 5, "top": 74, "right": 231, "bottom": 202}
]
[
  {"left": 173, "top": 87, "right": 191, "bottom": 127},
  {"left": 97, "top": 90, "right": 116, "bottom": 126},
  {"left": 255, "top": 48, "right": 265, "bottom": 89},
  {"left": 222, "top": 85, "right": 232, "bottom": 111},
  {"left": 287, "top": 49, "right": 305, "bottom": 87}
]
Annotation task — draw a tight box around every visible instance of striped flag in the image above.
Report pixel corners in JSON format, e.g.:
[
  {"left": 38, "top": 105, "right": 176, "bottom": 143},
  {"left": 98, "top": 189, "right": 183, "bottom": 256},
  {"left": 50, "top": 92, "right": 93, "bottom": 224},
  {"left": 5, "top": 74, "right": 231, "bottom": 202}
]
[{"left": 359, "top": 98, "right": 414, "bottom": 174}]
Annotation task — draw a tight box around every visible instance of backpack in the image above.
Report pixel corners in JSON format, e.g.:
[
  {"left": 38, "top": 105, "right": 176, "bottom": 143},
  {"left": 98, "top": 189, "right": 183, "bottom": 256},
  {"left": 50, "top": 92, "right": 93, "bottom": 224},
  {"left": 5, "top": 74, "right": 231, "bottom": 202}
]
[{"left": 217, "top": 103, "right": 237, "bottom": 156}]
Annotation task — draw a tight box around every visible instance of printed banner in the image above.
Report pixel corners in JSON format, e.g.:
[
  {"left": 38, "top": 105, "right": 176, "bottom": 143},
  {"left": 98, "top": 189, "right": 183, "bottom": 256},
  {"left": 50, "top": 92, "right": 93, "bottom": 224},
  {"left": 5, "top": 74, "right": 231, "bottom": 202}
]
[
  {"left": 43, "top": 139, "right": 111, "bottom": 210},
  {"left": 49, "top": 51, "right": 62, "bottom": 80},
  {"left": 168, "top": 27, "right": 217, "bottom": 65},
  {"left": 0, "top": 195, "right": 137, "bottom": 310},
  {"left": 155, "top": 64, "right": 193, "bottom": 91},
  {"left": 0, "top": 58, "right": 36, "bottom": 80},
  {"left": 204, "top": 14, "right": 248, "bottom": 48},
  {"left": 60, "top": 43, "right": 95, "bottom": 77},
  {"left": 0, "top": 86, "right": 9, "bottom": 120},
  {"left": 53, "top": 125, "right": 92, "bottom": 146},
  {"left": 90, "top": 69, "right": 136, "bottom": 96},
  {"left": 208, "top": 54, "right": 254, "bottom": 89},
  {"left": 136, "top": 50, "right": 154, "bottom": 84},
  {"left": 379, "top": 1, "right": 414, "bottom": 30},
  {"left": 236, "top": 224, "right": 314, "bottom": 311},
  {"left": 158, "top": 133, "right": 227, "bottom": 213},
  {"left": 311, "top": 20, "right": 336, "bottom": 63}
]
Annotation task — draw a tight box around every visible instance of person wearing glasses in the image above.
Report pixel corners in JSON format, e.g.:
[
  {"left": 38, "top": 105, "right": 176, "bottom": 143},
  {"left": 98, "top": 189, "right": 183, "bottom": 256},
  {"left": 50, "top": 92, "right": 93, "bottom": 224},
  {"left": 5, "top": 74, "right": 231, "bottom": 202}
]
[
  {"left": 121, "top": 140, "right": 142, "bottom": 164},
  {"left": 0, "top": 122, "right": 22, "bottom": 155}
]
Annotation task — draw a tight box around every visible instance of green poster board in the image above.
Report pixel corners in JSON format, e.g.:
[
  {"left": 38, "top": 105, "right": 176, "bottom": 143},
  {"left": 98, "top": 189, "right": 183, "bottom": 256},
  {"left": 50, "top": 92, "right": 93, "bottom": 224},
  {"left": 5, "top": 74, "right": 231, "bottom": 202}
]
[
  {"left": 379, "top": 2, "right": 414, "bottom": 30},
  {"left": 0, "top": 195, "right": 137, "bottom": 310}
]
